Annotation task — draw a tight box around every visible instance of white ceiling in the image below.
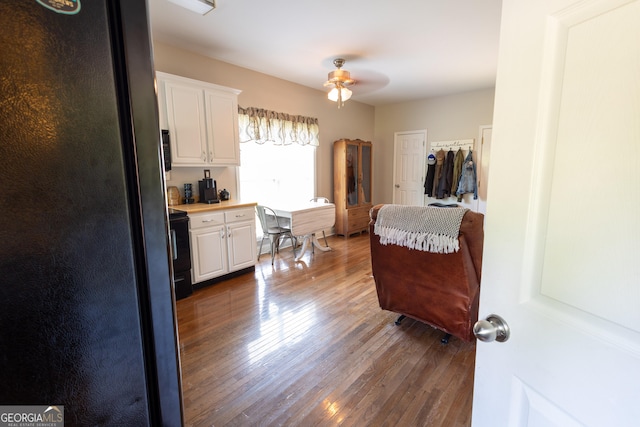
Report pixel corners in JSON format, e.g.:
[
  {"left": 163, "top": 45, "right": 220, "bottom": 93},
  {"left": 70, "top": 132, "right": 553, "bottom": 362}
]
[{"left": 148, "top": 0, "right": 503, "bottom": 106}]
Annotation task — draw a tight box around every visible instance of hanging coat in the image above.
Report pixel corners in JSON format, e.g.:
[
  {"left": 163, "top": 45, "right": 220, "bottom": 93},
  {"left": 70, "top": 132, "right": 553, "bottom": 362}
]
[
  {"left": 437, "top": 150, "right": 455, "bottom": 199},
  {"left": 423, "top": 152, "right": 436, "bottom": 196},
  {"left": 456, "top": 150, "right": 478, "bottom": 201},
  {"left": 432, "top": 149, "right": 445, "bottom": 198},
  {"left": 450, "top": 149, "right": 465, "bottom": 196}
]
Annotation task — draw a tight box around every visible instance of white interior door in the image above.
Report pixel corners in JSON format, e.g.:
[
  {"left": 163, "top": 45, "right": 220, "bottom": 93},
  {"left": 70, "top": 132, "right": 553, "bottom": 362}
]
[
  {"left": 392, "top": 130, "right": 426, "bottom": 205},
  {"left": 472, "top": 1, "right": 640, "bottom": 426}
]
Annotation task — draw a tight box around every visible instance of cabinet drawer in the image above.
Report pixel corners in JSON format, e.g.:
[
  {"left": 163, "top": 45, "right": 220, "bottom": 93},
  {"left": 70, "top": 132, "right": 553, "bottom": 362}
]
[
  {"left": 347, "top": 206, "right": 371, "bottom": 231},
  {"left": 189, "top": 212, "right": 225, "bottom": 230},
  {"left": 347, "top": 217, "right": 368, "bottom": 231},
  {"left": 348, "top": 206, "right": 371, "bottom": 221},
  {"left": 224, "top": 207, "right": 255, "bottom": 224}
]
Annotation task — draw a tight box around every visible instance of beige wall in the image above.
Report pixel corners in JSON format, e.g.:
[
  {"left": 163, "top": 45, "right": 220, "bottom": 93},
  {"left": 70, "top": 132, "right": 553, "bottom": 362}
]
[
  {"left": 373, "top": 88, "right": 495, "bottom": 204},
  {"left": 153, "top": 42, "right": 495, "bottom": 209},
  {"left": 152, "top": 41, "right": 375, "bottom": 203}
]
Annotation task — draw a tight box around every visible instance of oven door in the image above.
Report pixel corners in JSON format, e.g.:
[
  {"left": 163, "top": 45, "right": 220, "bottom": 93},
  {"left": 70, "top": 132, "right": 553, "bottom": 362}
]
[{"left": 169, "top": 215, "right": 192, "bottom": 299}]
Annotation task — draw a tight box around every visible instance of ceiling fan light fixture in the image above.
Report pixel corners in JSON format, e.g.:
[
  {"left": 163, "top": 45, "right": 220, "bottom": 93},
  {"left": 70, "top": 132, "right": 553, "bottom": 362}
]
[
  {"left": 327, "top": 86, "right": 352, "bottom": 102},
  {"left": 324, "top": 58, "right": 355, "bottom": 108},
  {"left": 168, "top": 0, "right": 215, "bottom": 15}
]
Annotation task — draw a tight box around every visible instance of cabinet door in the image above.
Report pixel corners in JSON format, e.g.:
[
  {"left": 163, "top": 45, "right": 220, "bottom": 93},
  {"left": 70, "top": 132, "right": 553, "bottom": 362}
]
[
  {"left": 205, "top": 89, "right": 240, "bottom": 165},
  {"left": 345, "top": 142, "right": 359, "bottom": 207},
  {"left": 359, "top": 142, "right": 372, "bottom": 206},
  {"left": 227, "top": 221, "right": 257, "bottom": 271},
  {"left": 345, "top": 141, "right": 372, "bottom": 208},
  {"left": 190, "top": 225, "right": 227, "bottom": 283},
  {"left": 164, "top": 81, "right": 208, "bottom": 166}
]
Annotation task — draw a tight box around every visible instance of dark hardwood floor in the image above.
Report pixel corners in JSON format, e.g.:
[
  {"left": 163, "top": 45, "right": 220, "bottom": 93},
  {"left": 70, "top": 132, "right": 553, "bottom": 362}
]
[{"left": 176, "top": 233, "right": 476, "bottom": 426}]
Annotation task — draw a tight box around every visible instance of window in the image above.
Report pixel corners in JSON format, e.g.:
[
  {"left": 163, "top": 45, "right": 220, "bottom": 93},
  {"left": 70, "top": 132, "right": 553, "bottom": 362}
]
[
  {"left": 239, "top": 142, "right": 316, "bottom": 208},
  {"left": 237, "top": 107, "right": 319, "bottom": 240}
]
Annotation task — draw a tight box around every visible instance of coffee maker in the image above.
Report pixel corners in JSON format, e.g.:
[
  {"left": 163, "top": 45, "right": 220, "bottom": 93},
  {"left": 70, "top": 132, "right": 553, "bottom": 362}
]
[{"left": 198, "top": 169, "right": 219, "bottom": 204}]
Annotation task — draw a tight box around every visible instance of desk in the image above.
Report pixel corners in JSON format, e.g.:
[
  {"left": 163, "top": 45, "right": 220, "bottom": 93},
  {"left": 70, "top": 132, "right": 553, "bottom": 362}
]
[{"left": 272, "top": 201, "right": 335, "bottom": 261}]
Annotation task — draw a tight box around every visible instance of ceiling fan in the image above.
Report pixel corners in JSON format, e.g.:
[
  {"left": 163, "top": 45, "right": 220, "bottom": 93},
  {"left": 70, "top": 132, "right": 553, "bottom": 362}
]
[{"left": 324, "top": 58, "right": 356, "bottom": 108}]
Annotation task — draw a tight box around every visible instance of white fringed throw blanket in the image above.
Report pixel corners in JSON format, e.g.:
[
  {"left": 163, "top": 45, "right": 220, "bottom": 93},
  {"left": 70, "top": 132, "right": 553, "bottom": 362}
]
[{"left": 374, "top": 205, "right": 469, "bottom": 253}]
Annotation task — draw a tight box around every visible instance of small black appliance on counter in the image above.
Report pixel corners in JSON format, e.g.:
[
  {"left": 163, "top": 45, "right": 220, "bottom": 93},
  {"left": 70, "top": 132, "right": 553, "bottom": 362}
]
[
  {"left": 183, "top": 183, "right": 194, "bottom": 204},
  {"left": 198, "top": 169, "right": 219, "bottom": 204}
]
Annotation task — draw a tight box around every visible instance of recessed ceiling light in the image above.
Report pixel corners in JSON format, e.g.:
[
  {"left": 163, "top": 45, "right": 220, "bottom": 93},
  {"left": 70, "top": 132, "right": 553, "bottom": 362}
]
[{"left": 167, "top": 0, "right": 215, "bottom": 15}]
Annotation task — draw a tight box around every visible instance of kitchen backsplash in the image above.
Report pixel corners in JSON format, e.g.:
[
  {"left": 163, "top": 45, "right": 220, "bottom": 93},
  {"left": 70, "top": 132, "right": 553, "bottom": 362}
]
[{"left": 165, "top": 166, "right": 238, "bottom": 203}]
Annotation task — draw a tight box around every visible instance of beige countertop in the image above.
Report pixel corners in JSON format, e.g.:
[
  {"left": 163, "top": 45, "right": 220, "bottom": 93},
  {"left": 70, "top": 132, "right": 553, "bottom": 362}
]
[{"left": 169, "top": 200, "right": 257, "bottom": 214}]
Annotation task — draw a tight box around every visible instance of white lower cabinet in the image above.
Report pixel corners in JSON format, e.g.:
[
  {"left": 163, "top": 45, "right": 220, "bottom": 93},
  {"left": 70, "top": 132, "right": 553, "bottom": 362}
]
[
  {"left": 225, "top": 209, "right": 257, "bottom": 271},
  {"left": 189, "top": 207, "right": 256, "bottom": 284}
]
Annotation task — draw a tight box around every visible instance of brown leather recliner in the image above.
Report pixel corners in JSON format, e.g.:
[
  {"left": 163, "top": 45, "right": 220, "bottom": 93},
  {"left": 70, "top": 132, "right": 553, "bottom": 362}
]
[{"left": 369, "top": 204, "right": 484, "bottom": 342}]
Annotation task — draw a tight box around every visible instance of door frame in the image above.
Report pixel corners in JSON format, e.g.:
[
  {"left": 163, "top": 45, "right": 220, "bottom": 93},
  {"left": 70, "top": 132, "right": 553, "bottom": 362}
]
[{"left": 475, "top": 125, "right": 492, "bottom": 214}]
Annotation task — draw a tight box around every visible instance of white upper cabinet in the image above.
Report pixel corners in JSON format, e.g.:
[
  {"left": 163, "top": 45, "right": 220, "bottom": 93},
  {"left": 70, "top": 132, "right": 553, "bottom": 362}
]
[
  {"left": 164, "top": 80, "right": 208, "bottom": 165},
  {"left": 204, "top": 89, "right": 240, "bottom": 165},
  {"left": 157, "top": 72, "right": 241, "bottom": 167}
]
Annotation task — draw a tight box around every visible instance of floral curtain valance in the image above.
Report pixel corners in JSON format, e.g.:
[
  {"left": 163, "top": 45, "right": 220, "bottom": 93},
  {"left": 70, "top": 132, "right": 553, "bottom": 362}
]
[{"left": 238, "top": 106, "right": 319, "bottom": 146}]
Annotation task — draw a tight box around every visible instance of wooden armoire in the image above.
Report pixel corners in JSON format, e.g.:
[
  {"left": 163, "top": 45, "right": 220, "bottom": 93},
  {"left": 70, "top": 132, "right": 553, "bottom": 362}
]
[{"left": 333, "top": 138, "right": 372, "bottom": 236}]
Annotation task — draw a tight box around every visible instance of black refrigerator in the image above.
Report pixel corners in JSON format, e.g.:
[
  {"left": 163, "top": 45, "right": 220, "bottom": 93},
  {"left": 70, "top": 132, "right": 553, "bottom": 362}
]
[{"left": 0, "top": 1, "right": 183, "bottom": 425}]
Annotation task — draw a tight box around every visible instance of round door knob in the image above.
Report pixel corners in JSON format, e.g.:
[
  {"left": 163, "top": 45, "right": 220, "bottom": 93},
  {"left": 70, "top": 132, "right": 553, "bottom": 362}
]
[{"left": 473, "top": 314, "right": 510, "bottom": 343}]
